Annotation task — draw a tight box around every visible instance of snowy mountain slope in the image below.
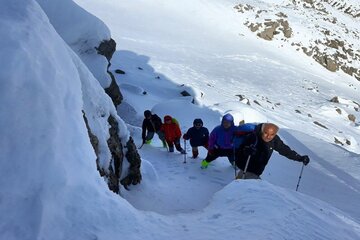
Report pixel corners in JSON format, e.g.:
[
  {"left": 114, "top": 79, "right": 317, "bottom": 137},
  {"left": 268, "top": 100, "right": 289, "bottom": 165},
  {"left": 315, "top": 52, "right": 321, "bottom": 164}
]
[
  {"left": 75, "top": 0, "right": 360, "bottom": 221},
  {"left": 235, "top": 0, "right": 360, "bottom": 79},
  {"left": 1, "top": 0, "right": 360, "bottom": 239},
  {"left": 76, "top": 0, "right": 360, "bottom": 155},
  {"left": 36, "top": 0, "right": 112, "bottom": 88}
]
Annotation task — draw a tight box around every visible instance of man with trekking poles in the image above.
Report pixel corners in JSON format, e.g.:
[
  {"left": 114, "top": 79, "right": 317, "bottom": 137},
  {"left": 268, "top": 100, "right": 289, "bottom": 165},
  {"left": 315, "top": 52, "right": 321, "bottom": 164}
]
[{"left": 235, "top": 123, "right": 310, "bottom": 180}]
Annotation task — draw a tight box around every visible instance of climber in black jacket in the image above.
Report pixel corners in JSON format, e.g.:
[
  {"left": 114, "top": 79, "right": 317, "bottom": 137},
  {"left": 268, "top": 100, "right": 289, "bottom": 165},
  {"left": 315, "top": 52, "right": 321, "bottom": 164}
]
[
  {"left": 142, "top": 110, "right": 166, "bottom": 147},
  {"left": 235, "top": 123, "right": 310, "bottom": 179}
]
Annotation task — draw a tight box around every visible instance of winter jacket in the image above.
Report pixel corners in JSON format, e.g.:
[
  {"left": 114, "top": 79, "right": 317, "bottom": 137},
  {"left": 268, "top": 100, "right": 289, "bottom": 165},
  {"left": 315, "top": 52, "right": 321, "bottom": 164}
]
[
  {"left": 208, "top": 125, "right": 237, "bottom": 150},
  {"left": 161, "top": 116, "right": 182, "bottom": 142},
  {"left": 235, "top": 124, "right": 303, "bottom": 176},
  {"left": 142, "top": 114, "right": 162, "bottom": 140},
  {"left": 183, "top": 127, "right": 209, "bottom": 147}
]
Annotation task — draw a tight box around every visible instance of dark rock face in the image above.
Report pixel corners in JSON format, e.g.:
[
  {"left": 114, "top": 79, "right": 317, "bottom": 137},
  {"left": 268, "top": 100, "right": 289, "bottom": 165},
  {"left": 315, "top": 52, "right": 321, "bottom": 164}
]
[
  {"left": 95, "top": 38, "right": 116, "bottom": 62},
  {"left": 96, "top": 38, "right": 123, "bottom": 107},
  {"left": 83, "top": 112, "right": 142, "bottom": 194},
  {"left": 106, "top": 115, "right": 124, "bottom": 194},
  {"left": 105, "top": 71, "right": 123, "bottom": 106},
  {"left": 121, "top": 137, "right": 142, "bottom": 190}
]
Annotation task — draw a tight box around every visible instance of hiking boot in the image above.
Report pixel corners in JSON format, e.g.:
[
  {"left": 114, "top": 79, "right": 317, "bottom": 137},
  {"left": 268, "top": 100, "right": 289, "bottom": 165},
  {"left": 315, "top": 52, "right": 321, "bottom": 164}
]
[
  {"left": 192, "top": 149, "right": 199, "bottom": 159},
  {"left": 201, "top": 160, "right": 209, "bottom": 169},
  {"left": 169, "top": 146, "right": 174, "bottom": 152}
]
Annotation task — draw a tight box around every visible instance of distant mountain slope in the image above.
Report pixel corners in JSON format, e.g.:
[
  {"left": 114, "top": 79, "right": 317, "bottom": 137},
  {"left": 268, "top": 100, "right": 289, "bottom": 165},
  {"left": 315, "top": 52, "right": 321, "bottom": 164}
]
[{"left": 235, "top": 0, "right": 360, "bottom": 80}]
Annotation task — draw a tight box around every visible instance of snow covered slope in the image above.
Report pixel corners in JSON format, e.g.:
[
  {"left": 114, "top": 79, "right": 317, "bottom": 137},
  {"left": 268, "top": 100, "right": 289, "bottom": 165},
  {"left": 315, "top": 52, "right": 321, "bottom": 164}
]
[{"left": 1, "top": 0, "right": 360, "bottom": 239}]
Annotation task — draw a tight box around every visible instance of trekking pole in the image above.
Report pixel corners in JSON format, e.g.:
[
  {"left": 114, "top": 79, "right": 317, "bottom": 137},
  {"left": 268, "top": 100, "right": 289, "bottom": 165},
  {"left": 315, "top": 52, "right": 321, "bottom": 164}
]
[
  {"left": 138, "top": 142, "right": 145, "bottom": 149},
  {"left": 296, "top": 164, "right": 305, "bottom": 191},
  {"left": 233, "top": 145, "right": 237, "bottom": 179},
  {"left": 183, "top": 139, "right": 187, "bottom": 163},
  {"left": 242, "top": 155, "right": 251, "bottom": 179}
]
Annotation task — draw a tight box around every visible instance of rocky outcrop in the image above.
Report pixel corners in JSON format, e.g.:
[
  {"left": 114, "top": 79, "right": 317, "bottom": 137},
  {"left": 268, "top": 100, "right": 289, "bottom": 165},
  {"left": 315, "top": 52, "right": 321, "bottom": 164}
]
[
  {"left": 235, "top": 1, "right": 360, "bottom": 81},
  {"left": 121, "top": 137, "right": 142, "bottom": 190},
  {"left": 96, "top": 39, "right": 123, "bottom": 106},
  {"left": 96, "top": 38, "right": 116, "bottom": 62},
  {"left": 83, "top": 111, "right": 142, "bottom": 194}
]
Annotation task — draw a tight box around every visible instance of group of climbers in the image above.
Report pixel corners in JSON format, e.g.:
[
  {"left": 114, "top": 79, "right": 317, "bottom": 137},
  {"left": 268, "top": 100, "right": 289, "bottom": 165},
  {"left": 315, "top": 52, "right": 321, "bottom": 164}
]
[{"left": 142, "top": 110, "right": 310, "bottom": 179}]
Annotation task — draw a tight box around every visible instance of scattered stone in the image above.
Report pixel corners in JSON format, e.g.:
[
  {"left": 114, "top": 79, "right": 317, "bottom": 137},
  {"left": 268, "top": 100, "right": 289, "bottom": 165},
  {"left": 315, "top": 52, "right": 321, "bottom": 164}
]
[
  {"left": 253, "top": 100, "right": 262, "bottom": 106},
  {"left": 348, "top": 114, "right": 356, "bottom": 122},
  {"left": 155, "top": 76, "right": 160, "bottom": 79},
  {"left": 334, "top": 137, "right": 344, "bottom": 145},
  {"left": 313, "top": 121, "right": 328, "bottom": 129},
  {"left": 295, "top": 109, "right": 301, "bottom": 114},
  {"left": 142, "top": 91, "right": 147, "bottom": 95},
  {"left": 335, "top": 108, "right": 342, "bottom": 114},
  {"left": 346, "top": 139, "right": 351, "bottom": 145},
  {"left": 180, "top": 90, "right": 191, "bottom": 97},
  {"left": 138, "top": 67, "right": 143, "bottom": 70},
  {"left": 330, "top": 96, "right": 339, "bottom": 103},
  {"left": 115, "top": 69, "right": 126, "bottom": 74},
  {"left": 308, "top": 113, "right": 312, "bottom": 117}
]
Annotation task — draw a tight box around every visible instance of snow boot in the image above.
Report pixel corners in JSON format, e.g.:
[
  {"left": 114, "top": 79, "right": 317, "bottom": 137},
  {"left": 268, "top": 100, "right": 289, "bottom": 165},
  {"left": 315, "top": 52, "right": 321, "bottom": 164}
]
[
  {"left": 192, "top": 148, "right": 199, "bottom": 158},
  {"left": 201, "top": 159, "right": 209, "bottom": 169}
]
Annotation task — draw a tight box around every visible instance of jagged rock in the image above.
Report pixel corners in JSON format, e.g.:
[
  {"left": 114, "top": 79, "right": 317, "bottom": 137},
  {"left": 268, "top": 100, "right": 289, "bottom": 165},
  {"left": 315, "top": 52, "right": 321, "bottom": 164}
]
[
  {"left": 95, "top": 38, "right": 123, "bottom": 107},
  {"left": 313, "top": 53, "right": 338, "bottom": 72},
  {"left": 276, "top": 12, "right": 288, "bottom": 18},
  {"left": 253, "top": 100, "right": 261, "bottom": 106},
  {"left": 115, "top": 69, "right": 126, "bottom": 74},
  {"left": 105, "top": 71, "right": 123, "bottom": 106},
  {"left": 106, "top": 115, "right": 124, "bottom": 194},
  {"left": 279, "top": 19, "right": 292, "bottom": 38},
  {"left": 257, "top": 21, "right": 280, "bottom": 40},
  {"left": 348, "top": 114, "right": 356, "bottom": 122},
  {"left": 313, "top": 121, "right": 328, "bottom": 129},
  {"left": 295, "top": 109, "right": 301, "bottom": 114},
  {"left": 346, "top": 139, "right": 351, "bottom": 145},
  {"left": 180, "top": 90, "right": 191, "bottom": 97},
  {"left": 95, "top": 38, "right": 116, "bottom": 62},
  {"left": 82, "top": 111, "right": 100, "bottom": 169},
  {"left": 121, "top": 137, "right": 142, "bottom": 190},
  {"left": 248, "top": 23, "right": 262, "bottom": 32},
  {"left": 330, "top": 96, "right": 339, "bottom": 103},
  {"left": 335, "top": 108, "right": 342, "bottom": 114},
  {"left": 334, "top": 137, "right": 344, "bottom": 145}
]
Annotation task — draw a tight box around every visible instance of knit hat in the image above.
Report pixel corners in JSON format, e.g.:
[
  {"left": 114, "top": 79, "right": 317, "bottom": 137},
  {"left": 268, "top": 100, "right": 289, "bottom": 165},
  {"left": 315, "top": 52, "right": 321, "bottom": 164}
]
[
  {"left": 222, "top": 113, "right": 234, "bottom": 124},
  {"left": 144, "top": 110, "right": 152, "bottom": 117},
  {"left": 193, "top": 118, "right": 203, "bottom": 126}
]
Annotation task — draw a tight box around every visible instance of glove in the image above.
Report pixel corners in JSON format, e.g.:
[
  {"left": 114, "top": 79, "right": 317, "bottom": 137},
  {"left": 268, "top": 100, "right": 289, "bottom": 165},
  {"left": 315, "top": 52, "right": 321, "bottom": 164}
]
[
  {"left": 300, "top": 155, "right": 310, "bottom": 166},
  {"left": 183, "top": 134, "right": 188, "bottom": 140},
  {"left": 243, "top": 145, "right": 256, "bottom": 156}
]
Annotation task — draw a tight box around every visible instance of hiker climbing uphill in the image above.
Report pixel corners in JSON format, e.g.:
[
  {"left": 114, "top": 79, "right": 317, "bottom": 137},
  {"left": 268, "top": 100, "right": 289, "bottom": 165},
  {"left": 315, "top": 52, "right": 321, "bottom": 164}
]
[
  {"left": 142, "top": 110, "right": 167, "bottom": 148},
  {"left": 201, "top": 113, "right": 237, "bottom": 169},
  {"left": 235, "top": 123, "right": 310, "bottom": 179},
  {"left": 161, "top": 115, "right": 186, "bottom": 154},
  {"left": 183, "top": 118, "right": 209, "bottom": 158}
]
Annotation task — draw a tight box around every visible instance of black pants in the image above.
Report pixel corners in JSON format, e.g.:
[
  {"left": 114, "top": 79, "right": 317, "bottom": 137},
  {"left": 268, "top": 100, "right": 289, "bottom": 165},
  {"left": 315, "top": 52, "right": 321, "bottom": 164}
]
[{"left": 205, "top": 148, "right": 234, "bottom": 164}]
